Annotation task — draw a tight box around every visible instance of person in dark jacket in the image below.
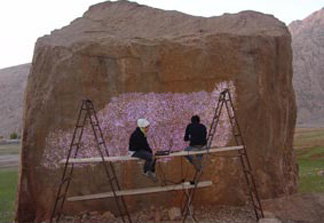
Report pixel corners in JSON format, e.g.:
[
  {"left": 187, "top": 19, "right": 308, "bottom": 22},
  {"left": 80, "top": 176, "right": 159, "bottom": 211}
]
[
  {"left": 129, "top": 118, "right": 157, "bottom": 182},
  {"left": 184, "top": 115, "right": 207, "bottom": 170}
]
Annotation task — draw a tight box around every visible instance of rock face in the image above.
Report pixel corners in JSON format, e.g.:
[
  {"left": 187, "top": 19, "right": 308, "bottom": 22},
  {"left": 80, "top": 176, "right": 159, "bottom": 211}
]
[
  {"left": 262, "top": 193, "right": 324, "bottom": 223},
  {"left": 16, "top": 1, "right": 297, "bottom": 222},
  {"left": 289, "top": 8, "right": 324, "bottom": 126},
  {"left": 0, "top": 63, "right": 30, "bottom": 138}
]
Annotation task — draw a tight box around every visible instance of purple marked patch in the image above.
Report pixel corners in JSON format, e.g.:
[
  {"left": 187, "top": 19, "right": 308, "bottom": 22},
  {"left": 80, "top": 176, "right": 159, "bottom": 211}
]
[{"left": 42, "top": 81, "right": 235, "bottom": 168}]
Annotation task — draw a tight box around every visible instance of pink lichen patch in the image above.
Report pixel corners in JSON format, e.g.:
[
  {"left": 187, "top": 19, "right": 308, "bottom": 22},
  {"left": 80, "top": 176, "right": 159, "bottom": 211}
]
[{"left": 42, "top": 81, "right": 235, "bottom": 168}]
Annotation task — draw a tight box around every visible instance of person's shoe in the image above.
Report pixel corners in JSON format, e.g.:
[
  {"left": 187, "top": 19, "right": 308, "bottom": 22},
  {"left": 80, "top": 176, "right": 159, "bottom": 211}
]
[
  {"left": 146, "top": 171, "right": 158, "bottom": 183},
  {"left": 143, "top": 171, "right": 149, "bottom": 177}
]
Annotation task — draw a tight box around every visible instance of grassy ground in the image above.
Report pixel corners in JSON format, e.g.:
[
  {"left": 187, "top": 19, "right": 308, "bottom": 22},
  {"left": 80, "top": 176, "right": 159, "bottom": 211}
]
[
  {"left": 0, "top": 169, "right": 18, "bottom": 222},
  {"left": 293, "top": 128, "right": 324, "bottom": 193},
  {"left": 0, "top": 143, "right": 19, "bottom": 222}
]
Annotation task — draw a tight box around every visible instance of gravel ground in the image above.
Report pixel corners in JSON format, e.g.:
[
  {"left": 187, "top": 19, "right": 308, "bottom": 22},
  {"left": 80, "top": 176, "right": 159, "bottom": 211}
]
[{"left": 57, "top": 205, "right": 258, "bottom": 223}]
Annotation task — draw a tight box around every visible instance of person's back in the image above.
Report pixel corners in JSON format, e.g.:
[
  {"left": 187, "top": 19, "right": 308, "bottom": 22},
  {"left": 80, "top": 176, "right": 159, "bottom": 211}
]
[
  {"left": 129, "top": 127, "right": 152, "bottom": 153},
  {"left": 184, "top": 115, "right": 207, "bottom": 170},
  {"left": 184, "top": 122, "right": 207, "bottom": 146}
]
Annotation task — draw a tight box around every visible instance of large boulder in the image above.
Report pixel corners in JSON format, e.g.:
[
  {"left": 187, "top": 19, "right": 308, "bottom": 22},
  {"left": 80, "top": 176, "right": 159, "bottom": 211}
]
[{"left": 15, "top": 1, "right": 297, "bottom": 222}]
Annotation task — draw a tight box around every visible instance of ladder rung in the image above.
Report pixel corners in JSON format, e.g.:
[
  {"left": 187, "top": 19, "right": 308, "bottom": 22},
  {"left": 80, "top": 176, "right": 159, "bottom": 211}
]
[
  {"left": 253, "top": 205, "right": 262, "bottom": 211},
  {"left": 58, "top": 193, "right": 67, "bottom": 200},
  {"left": 75, "top": 125, "right": 83, "bottom": 128},
  {"left": 109, "top": 177, "right": 117, "bottom": 183},
  {"left": 61, "top": 176, "right": 72, "bottom": 184},
  {"left": 72, "top": 143, "right": 80, "bottom": 147}
]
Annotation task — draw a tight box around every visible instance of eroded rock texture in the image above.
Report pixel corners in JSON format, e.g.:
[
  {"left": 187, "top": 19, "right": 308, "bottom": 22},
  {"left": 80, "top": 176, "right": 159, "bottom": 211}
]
[
  {"left": 16, "top": 1, "right": 297, "bottom": 222},
  {"left": 289, "top": 8, "right": 324, "bottom": 126}
]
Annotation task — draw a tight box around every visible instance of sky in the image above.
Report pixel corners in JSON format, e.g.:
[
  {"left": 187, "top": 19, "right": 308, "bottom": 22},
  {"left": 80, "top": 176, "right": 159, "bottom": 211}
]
[{"left": 0, "top": 0, "right": 323, "bottom": 69}]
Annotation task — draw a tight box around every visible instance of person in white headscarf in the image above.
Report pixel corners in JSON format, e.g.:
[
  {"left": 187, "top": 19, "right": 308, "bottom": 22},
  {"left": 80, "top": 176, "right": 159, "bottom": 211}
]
[{"left": 129, "top": 118, "right": 157, "bottom": 182}]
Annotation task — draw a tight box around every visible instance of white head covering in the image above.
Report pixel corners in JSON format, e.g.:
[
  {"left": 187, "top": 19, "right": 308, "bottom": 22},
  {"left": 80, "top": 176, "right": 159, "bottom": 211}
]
[{"left": 137, "top": 118, "right": 150, "bottom": 128}]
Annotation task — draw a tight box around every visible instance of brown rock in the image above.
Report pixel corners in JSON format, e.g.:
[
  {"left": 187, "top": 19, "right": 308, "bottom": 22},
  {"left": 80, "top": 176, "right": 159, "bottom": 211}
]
[
  {"left": 317, "top": 170, "right": 324, "bottom": 177},
  {"left": 168, "top": 207, "right": 181, "bottom": 220},
  {"left": 258, "top": 218, "right": 282, "bottom": 223},
  {"left": 101, "top": 211, "right": 115, "bottom": 221},
  {"left": 154, "top": 207, "right": 162, "bottom": 222},
  {"left": 89, "top": 211, "right": 99, "bottom": 216},
  {"left": 262, "top": 193, "right": 324, "bottom": 223},
  {"left": 15, "top": 1, "right": 297, "bottom": 222}
]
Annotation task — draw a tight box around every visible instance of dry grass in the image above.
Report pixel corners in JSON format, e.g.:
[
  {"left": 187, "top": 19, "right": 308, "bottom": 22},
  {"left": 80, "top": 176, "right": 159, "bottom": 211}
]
[{"left": 294, "top": 128, "right": 324, "bottom": 193}]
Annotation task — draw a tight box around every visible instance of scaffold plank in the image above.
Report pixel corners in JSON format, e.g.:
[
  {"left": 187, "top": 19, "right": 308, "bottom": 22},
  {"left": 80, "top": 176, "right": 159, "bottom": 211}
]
[
  {"left": 67, "top": 181, "right": 212, "bottom": 201},
  {"left": 60, "top": 145, "right": 243, "bottom": 164}
]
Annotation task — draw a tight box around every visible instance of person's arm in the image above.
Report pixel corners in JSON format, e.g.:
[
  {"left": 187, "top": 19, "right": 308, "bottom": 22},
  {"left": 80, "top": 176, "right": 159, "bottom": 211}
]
[
  {"left": 184, "top": 125, "right": 190, "bottom": 141},
  {"left": 129, "top": 132, "right": 136, "bottom": 151},
  {"left": 143, "top": 137, "right": 152, "bottom": 153},
  {"left": 203, "top": 125, "right": 207, "bottom": 145}
]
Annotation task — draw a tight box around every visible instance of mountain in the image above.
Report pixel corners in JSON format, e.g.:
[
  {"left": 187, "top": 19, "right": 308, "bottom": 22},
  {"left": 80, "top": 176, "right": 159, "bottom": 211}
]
[
  {"left": 289, "top": 8, "right": 324, "bottom": 126},
  {"left": 0, "top": 63, "right": 30, "bottom": 138},
  {"left": 0, "top": 7, "right": 324, "bottom": 139}
]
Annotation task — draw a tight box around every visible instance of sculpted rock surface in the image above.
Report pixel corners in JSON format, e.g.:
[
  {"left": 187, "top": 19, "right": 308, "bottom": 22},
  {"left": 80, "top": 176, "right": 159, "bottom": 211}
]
[{"left": 16, "top": 1, "right": 297, "bottom": 222}]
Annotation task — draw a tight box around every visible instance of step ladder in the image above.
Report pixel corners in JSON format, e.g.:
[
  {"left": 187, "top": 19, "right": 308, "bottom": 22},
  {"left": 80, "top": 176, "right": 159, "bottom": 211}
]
[
  {"left": 50, "top": 99, "right": 132, "bottom": 223},
  {"left": 181, "top": 89, "right": 264, "bottom": 222}
]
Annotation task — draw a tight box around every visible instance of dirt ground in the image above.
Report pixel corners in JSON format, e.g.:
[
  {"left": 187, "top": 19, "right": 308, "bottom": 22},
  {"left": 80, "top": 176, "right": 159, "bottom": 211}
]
[{"left": 56, "top": 193, "right": 324, "bottom": 223}]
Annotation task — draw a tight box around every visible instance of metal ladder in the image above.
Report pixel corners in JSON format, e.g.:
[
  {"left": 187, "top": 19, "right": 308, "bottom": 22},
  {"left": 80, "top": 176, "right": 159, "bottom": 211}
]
[
  {"left": 181, "top": 89, "right": 264, "bottom": 222},
  {"left": 50, "top": 99, "right": 132, "bottom": 223}
]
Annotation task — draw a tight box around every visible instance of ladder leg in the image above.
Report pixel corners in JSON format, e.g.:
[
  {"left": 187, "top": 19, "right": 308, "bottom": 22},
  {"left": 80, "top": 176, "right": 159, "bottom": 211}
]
[
  {"left": 181, "top": 92, "right": 226, "bottom": 222},
  {"left": 85, "top": 100, "right": 132, "bottom": 223},
  {"left": 50, "top": 101, "right": 89, "bottom": 222},
  {"left": 223, "top": 91, "right": 264, "bottom": 220},
  {"left": 181, "top": 88, "right": 264, "bottom": 221}
]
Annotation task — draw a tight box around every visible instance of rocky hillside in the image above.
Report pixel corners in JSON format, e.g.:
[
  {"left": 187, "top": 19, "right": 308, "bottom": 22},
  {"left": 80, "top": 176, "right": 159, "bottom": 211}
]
[
  {"left": 289, "top": 8, "right": 324, "bottom": 126},
  {"left": 0, "top": 64, "right": 30, "bottom": 138},
  {"left": 0, "top": 7, "right": 323, "bottom": 141}
]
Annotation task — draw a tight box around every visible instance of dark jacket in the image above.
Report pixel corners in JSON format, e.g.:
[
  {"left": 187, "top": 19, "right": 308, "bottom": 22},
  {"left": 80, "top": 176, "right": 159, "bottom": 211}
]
[
  {"left": 129, "top": 127, "right": 152, "bottom": 152},
  {"left": 184, "top": 123, "right": 207, "bottom": 146}
]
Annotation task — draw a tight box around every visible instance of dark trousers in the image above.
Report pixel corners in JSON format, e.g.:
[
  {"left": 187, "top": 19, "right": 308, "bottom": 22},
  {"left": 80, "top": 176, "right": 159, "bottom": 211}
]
[
  {"left": 184, "top": 145, "right": 204, "bottom": 163},
  {"left": 132, "top": 150, "right": 156, "bottom": 173}
]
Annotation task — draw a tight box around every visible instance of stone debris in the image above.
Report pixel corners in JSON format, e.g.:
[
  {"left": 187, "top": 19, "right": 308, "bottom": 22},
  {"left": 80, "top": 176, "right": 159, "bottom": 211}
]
[
  {"left": 168, "top": 207, "right": 181, "bottom": 220},
  {"left": 317, "top": 170, "right": 324, "bottom": 177},
  {"left": 259, "top": 218, "right": 282, "bottom": 223},
  {"left": 58, "top": 205, "right": 257, "bottom": 223}
]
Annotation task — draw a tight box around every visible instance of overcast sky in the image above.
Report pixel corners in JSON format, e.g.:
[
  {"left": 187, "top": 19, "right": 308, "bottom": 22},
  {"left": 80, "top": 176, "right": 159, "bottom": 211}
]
[{"left": 0, "top": 0, "right": 323, "bottom": 69}]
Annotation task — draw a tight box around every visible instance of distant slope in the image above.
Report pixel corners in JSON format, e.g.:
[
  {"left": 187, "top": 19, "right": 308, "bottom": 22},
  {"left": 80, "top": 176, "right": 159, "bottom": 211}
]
[
  {"left": 0, "top": 64, "right": 30, "bottom": 138},
  {"left": 289, "top": 8, "right": 324, "bottom": 126},
  {"left": 0, "top": 8, "right": 323, "bottom": 136}
]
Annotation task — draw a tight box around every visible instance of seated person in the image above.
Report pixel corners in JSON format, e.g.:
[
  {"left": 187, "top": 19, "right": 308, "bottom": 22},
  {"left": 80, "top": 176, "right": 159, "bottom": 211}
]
[
  {"left": 184, "top": 115, "right": 207, "bottom": 170},
  {"left": 129, "top": 118, "right": 157, "bottom": 182}
]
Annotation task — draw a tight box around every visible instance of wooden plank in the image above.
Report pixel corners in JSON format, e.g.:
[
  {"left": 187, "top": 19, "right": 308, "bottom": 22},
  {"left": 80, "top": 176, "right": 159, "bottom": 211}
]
[
  {"left": 67, "top": 181, "right": 212, "bottom": 201},
  {"left": 60, "top": 145, "right": 243, "bottom": 164}
]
